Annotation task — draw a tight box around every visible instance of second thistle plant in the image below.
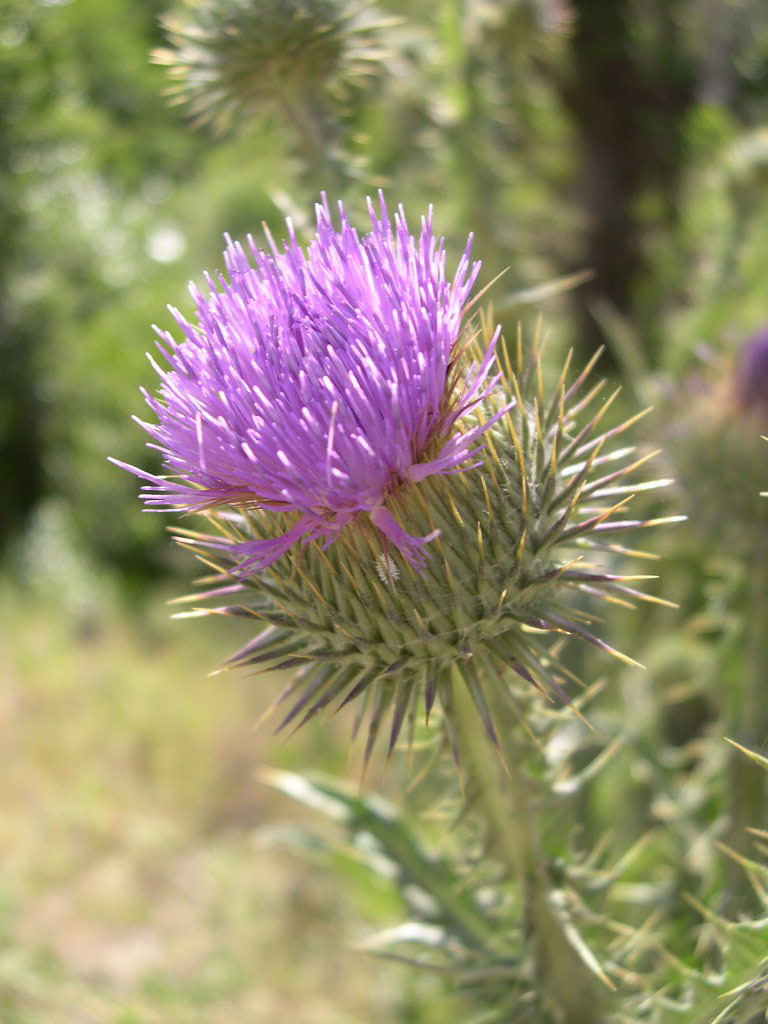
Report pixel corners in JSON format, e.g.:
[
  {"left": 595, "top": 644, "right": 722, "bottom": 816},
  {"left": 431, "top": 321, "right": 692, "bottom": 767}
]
[
  {"left": 115, "top": 196, "right": 674, "bottom": 763},
  {"left": 664, "top": 329, "right": 768, "bottom": 903},
  {"left": 153, "top": 0, "right": 390, "bottom": 188}
]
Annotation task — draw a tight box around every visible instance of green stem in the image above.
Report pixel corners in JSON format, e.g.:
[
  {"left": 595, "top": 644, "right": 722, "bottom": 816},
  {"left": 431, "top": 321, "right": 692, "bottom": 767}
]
[
  {"left": 741, "top": 549, "right": 768, "bottom": 756},
  {"left": 726, "top": 548, "right": 768, "bottom": 909},
  {"left": 452, "top": 666, "right": 533, "bottom": 880},
  {"left": 452, "top": 666, "right": 611, "bottom": 1024},
  {"left": 277, "top": 88, "right": 345, "bottom": 196}
]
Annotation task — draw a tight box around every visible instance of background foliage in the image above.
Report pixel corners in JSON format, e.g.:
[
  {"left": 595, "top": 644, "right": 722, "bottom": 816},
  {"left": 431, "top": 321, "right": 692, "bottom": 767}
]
[{"left": 2, "top": 0, "right": 768, "bottom": 1020}]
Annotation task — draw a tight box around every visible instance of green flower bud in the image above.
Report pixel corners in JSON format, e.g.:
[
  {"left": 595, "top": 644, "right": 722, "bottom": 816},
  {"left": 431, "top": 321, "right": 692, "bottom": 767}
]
[{"left": 154, "top": 0, "right": 389, "bottom": 134}]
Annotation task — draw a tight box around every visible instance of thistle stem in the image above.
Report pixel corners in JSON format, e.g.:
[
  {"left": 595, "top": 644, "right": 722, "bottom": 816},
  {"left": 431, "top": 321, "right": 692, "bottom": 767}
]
[
  {"left": 451, "top": 666, "right": 611, "bottom": 1024},
  {"left": 726, "top": 547, "right": 768, "bottom": 908},
  {"left": 276, "top": 88, "right": 345, "bottom": 195},
  {"left": 452, "top": 665, "right": 534, "bottom": 880}
]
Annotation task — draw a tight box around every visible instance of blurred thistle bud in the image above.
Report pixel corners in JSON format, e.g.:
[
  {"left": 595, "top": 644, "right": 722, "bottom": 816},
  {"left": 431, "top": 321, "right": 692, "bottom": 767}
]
[
  {"left": 665, "top": 328, "right": 768, "bottom": 553},
  {"left": 733, "top": 325, "right": 768, "bottom": 417},
  {"left": 115, "top": 196, "right": 672, "bottom": 764},
  {"left": 153, "top": 0, "right": 390, "bottom": 139}
]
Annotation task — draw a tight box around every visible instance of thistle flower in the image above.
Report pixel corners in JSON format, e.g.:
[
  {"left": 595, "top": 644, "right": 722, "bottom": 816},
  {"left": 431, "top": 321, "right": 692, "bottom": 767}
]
[
  {"left": 115, "top": 195, "right": 505, "bottom": 572},
  {"left": 116, "top": 197, "right": 672, "bottom": 762}
]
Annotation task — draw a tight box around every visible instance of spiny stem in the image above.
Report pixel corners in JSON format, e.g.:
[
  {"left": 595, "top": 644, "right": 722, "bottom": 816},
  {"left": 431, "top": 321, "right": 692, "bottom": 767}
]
[
  {"left": 452, "top": 665, "right": 612, "bottom": 1024},
  {"left": 452, "top": 663, "right": 533, "bottom": 882}
]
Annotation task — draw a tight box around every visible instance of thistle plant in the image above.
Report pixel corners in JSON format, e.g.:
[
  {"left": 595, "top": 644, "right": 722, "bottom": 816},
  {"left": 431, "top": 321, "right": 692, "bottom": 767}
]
[
  {"left": 154, "top": 0, "right": 390, "bottom": 185},
  {"left": 115, "top": 196, "right": 679, "bottom": 1021}
]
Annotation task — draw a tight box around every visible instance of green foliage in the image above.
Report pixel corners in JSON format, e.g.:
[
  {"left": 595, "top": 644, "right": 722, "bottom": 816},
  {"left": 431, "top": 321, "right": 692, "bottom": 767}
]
[
  {"left": 266, "top": 751, "right": 768, "bottom": 1024},
  {"left": 664, "top": 385, "right": 768, "bottom": 556},
  {"left": 627, "top": 745, "right": 768, "bottom": 1023},
  {"left": 266, "top": 770, "right": 537, "bottom": 1022}
]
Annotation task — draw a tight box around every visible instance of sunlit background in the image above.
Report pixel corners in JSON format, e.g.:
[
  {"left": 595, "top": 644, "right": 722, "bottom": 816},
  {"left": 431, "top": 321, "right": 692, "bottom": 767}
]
[{"left": 2, "top": 0, "right": 768, "bottom": 1020}]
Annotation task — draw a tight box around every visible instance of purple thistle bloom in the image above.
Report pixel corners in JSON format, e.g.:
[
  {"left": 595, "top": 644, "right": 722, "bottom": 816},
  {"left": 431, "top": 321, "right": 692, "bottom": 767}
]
[{"left": 114, "top": 195, "right": 505, "bottom": 571}]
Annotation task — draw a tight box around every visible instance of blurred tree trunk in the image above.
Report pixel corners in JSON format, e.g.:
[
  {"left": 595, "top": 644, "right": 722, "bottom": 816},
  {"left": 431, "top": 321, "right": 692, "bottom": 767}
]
[
  {"left": 0, "top": 69, "right": 44, "bottom": 545},
  {"left": 563, "top": 0, "right": 695, "bottom": 368},
  {"left": 0, "top": 316, "right": 44, "bottom": 543}
]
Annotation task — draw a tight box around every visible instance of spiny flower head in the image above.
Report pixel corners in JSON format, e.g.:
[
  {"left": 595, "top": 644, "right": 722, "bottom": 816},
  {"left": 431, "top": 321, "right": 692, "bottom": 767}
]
[
  {"left": 116, "top": 198, "right": 673, "bottom": 765},
  {"left": 115, "top": 195, "right": 505, "bottom": 573},
  {"left": 153, "top": 0, "right": 389, "bottom": 134}
]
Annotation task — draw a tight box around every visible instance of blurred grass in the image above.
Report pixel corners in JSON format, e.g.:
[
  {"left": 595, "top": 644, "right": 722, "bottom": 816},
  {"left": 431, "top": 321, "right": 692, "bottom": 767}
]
[{"left": 0, "top": 580, "right": 449, "bottom": 1023}]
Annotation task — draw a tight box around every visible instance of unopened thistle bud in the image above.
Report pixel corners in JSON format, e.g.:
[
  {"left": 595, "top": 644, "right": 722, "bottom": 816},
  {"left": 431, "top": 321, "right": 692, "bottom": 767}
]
[
  {"left": 153, "top": 0, "right": 388, "bottom": 135},
  {"left": 733, "top": 326, "right": 768, "bottom": 417},
  {"left": 115, "top": 196, "right": 672, "bottom": 762}
]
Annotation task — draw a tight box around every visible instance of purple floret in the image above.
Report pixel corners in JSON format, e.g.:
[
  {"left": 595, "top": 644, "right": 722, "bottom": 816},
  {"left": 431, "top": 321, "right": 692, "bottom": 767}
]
[{"left": 114, "top": 194, "right": 505, "bottom": 570}]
